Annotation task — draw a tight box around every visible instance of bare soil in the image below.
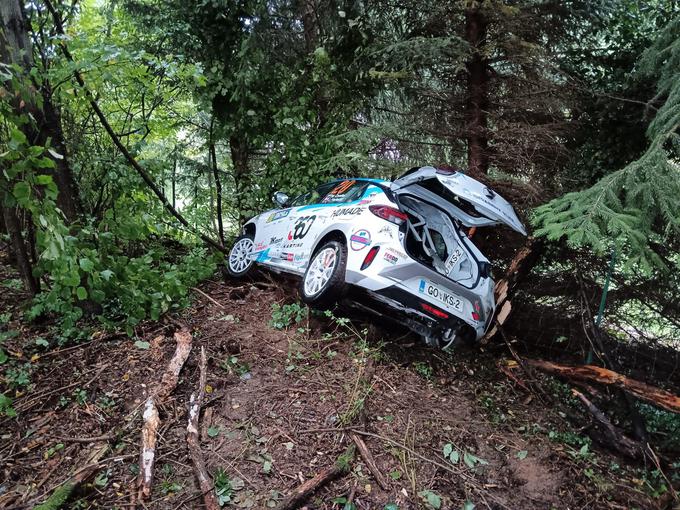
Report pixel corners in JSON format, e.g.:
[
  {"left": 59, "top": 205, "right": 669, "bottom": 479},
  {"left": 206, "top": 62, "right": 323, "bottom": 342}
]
[{"left": 0, "top": 268, "right": 675, "bottom": 509}]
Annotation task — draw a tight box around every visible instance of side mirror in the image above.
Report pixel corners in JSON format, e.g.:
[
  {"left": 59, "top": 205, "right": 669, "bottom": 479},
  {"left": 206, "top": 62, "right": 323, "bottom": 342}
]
[{"left": 272, "top": 191, "right": 290, "bottom": 207}]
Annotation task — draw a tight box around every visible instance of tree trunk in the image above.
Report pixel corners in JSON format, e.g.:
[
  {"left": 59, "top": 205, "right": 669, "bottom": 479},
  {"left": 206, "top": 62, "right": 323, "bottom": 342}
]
[
  {"left": 0, "top": 0, "right": 81, "bottom": 222},
  {"left": 2, "top": 207, "right": 39, "bottom": 295},
  {"left": 41, "top": 85, "right": 81, "bottom": 220},
  {"left": 229, "top": 135, "right": 249, "bottom": 226},
  {"left": 301, "top": 0, "right": 319, "bottom": 52},
  {"left": 172, "top": 156, "right": 177, "bottom": 209},
  {"left": 210, "top": 142, "right": 225, "bottom": 246},
  {"left": 464, "top": 6, "right": 489, "bottom": 175}
]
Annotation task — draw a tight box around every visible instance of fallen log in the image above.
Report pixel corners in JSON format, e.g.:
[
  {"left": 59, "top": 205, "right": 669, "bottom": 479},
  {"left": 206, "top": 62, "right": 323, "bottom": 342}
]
[
  {"left": 186, "top": 346, "right": 220, "bottom": 510},
  {"left": 527, "top": 359, "right": 680, "bottom": 414},
  {"left": 274, "top": 445, "right": 355, "bottom": 510},
  {"left": 136, "top": 325, "right": 193, "bottom": 501}
]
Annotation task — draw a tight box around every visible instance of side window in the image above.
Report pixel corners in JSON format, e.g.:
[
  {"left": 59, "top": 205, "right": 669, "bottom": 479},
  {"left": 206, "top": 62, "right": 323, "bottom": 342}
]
[
  {"left": 321, "top": 180, "right": 369, "bottom": 204},
  {"left": 289, "top": 182, "right": 336, "bottom": 207}
]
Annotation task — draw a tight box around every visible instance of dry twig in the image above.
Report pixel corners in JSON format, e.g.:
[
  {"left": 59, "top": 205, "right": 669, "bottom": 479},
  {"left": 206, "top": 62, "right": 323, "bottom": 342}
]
[{"left": 186, "top": 346, "right": 220, "bottom": 510}]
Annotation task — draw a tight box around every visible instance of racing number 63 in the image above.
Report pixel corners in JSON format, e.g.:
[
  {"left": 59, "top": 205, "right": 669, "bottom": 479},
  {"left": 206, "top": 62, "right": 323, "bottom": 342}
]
[{"left": 293, "top": 215, "right": 316, "bottom": 240}]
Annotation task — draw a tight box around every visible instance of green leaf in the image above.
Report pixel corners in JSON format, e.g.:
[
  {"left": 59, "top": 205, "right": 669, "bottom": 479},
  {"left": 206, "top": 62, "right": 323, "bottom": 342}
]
[
  {"left": 79, "top": 258, "right": 95, "bottom": 272},
  {"left": 384, "top": 505, "right": 399, "bottom": 510},
  {"left": 100, "top": 269, "right": 114, "bottom": 281},
  {"left": 442, "top": 443, "right": 453, "bottom": 458},
  {"left": 207, "top": 426, "right": 220, "bottom": 438},
  {"left": 76, "top": 287, "right": 88, "bottom": 300},
  {"left": 419, "top": 490, "right": 441, "bottom": 509},
  {"left": 35, "top": 338, "right": 49, "bottom": 348},
  {"left": 388, "top": 470, "right": 402, "bottom": 480},
  {"left": 134, "top": 340, "right": 150, "bottom": 350},
  {"left": 13, "top": 182, "right": 30, "bottom": 202},
  {"left": 462, "top": 501, "right": 476, "bottom": 510},
  {"left": 449, "top": 450, "right": 460, "bottom": 464},
  {"left": 0, "top": 349, "right": 7, "bottom": 364},
  {"left": 516, "top": 450, "right": 528, "bottom": 460}
]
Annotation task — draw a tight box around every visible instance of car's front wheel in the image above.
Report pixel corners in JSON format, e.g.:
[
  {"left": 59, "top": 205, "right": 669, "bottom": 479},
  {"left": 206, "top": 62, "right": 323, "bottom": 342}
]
[
  {"left": 227, "top": 234, "right": 255, "bottom": 279},
  {"left": 299, "top": 240, "right": 347, "bottom": 308}
]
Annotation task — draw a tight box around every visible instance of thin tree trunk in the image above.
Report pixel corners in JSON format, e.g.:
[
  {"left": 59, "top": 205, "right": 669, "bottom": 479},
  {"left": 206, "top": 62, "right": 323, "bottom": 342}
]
[
  {"left": 210, "top": 142, "right": 225, "bottom": 246},
  {"left": 172, "top": 157, "right": 177, "bottom": 209},
  {"left": 2, "top": 207, "right": 39, "bottom": 295},
  {"left": 464, "top": 6, "right": 489, "bottom": 175},
  {"left": 229, "top": 134, "right": 249, "bottom": 226}
]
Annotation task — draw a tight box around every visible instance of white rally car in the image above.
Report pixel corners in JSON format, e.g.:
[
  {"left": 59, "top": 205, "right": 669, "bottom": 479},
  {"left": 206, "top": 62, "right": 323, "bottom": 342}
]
[{"left": 227, "top": 166, "right": 527, "bottom": 348}]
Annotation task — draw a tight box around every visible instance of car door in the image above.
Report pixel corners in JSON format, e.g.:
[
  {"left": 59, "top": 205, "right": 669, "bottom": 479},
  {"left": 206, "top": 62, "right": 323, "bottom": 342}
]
[{"left": 390, "top": 166, "right": 527, "bottom": 235}]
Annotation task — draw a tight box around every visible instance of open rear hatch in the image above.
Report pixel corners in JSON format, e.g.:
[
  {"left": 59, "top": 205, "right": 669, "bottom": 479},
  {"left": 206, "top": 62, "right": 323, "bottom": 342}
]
[{"left": 390, "top": 166, "right": 527, "bottom": 235}]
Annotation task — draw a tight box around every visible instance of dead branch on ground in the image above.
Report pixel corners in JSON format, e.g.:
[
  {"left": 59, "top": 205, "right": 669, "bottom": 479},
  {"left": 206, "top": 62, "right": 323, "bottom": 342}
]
[
  {"left": 34, "top": 444, "right": 108, "bottom": 510},
  {"left": 527, "top": 359, "right": 680, "bottom": 414},
  {"left": 571, "top": 389, "right": 642, "bottom": 459},
  {"left": 136, "top": 325, "right": 193, "bottom": 502},
  {"left": 274, "top": 444, "right": 355, "bottom": 510},
  {"left": 186, "top": 346, "right": 220, "bottom": 510}
]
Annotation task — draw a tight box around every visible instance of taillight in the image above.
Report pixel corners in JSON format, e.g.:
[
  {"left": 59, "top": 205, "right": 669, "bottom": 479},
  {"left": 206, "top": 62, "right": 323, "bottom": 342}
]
[
  {"left": 360, "top": 246, "right": 380, "bottom": 270},
  {"left": 369, "top": 205, "right": 408, "bottom": 225},
  {"left": 421, "top": 302, "right": 449, "bottom": 319},
  {"left": 471, "top": 311, "right": 480, "bottom": 321}
]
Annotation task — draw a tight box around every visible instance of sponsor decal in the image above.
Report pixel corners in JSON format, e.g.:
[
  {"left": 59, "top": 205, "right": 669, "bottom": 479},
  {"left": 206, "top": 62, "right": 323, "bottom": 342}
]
[
  {"left": 266, "top": 209, "right": 290, "bottom": 223},
  {"left": 254, "top": 242, "right": 266, "bottom": 251},
  {"left": 292, "top": 215, "right": 316, "bottom": 240},
  {"left": 269, "top": 236, "right": 284, "bottom": 245},
  {"left": 282, "top": 242, "right": 303, "bottom": 249},
  {"left": 418, "top": 279, "right": 464, "bottom": 312},
  {"left": 350, "top": 229, "right": 371, "bottom": 251},
  {"left": 383, "top": 252, "right": 398, "bottom": 265},
  {"left": 329, "top": 180, "right": 356, "bottom": 195},
  {"left": 386, "top": 247, "right": 406, "bottom": 259},
  {"left": 283, "top": 252, "right": 294, "bottom": 262},
  {"left": 331, "top": 207, "right": 363, "bottom": 218},
  {"left": 378, "top": 225, "right": 394, "bottom": 238}
]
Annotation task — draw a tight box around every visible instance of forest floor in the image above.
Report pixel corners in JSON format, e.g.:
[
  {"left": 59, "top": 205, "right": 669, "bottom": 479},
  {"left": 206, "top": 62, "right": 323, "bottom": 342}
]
[{"left": 0, "top": 263, "right": 675, "bottom": 509}]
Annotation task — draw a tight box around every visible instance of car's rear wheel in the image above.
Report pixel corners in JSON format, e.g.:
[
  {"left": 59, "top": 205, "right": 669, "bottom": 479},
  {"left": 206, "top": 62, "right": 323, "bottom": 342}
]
[
  {"left": 300, "top": 240, "right": 347, "bottom": 308},
  {"left": 227, "top": 234, "right": 255, "bottom": 279}
]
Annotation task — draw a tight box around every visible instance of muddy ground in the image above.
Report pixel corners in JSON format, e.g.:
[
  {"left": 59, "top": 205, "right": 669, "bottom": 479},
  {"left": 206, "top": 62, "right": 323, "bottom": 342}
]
[{"left": 0, "top": 269, "right": 676, "bottom": 509}]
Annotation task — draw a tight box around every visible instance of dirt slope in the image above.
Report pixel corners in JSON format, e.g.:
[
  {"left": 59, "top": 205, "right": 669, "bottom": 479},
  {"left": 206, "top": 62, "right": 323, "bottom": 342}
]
[{"left": 0, "top": 276, "right": 666, "bottom": 509}]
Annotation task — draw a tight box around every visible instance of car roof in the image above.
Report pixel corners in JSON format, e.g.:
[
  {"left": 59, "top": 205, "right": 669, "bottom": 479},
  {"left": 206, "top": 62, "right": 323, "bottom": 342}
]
[{"left": 329, "top": 177, "right": 390, "bottom": 184}]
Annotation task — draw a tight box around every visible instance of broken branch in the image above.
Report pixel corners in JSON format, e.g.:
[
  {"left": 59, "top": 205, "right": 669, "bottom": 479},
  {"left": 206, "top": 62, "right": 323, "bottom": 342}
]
[
  {"left": 527, "top": 359, "right": 680, "bottom": 414},
  {"left": 186, "top": 346, "right": 220, "bottom": 510},
  {"left": 136, "top": 325, "right": 193, "bottom": 501},
  {"left": 274, "top": 445, "right": 355, "bottom": 510},
  {"left": 571, "top": 388, "right": 642, "bottom": 459},
  {"left": 350, "top": 432, "right": 389, "bottom": 490}
]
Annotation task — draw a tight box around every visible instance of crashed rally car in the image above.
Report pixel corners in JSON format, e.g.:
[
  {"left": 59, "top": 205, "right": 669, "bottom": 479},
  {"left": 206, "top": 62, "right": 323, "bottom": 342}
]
[{"left": 227, "top": 166, "right": 527, "bottom": 349}]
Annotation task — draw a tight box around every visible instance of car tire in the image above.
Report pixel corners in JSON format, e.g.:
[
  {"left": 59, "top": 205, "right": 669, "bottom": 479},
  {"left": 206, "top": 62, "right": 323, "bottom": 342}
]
[
  {"left": 227, "top": 234, "right": 255, "bottom": 279},
  {"left": 299, "top": 240, "right": 347, "bottom": 308}
]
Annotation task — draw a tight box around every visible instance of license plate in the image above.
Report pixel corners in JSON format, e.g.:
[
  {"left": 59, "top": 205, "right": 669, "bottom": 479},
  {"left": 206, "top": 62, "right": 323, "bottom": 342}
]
[{"left": 418, "top": 279, "right": 464, "bottom": 313}]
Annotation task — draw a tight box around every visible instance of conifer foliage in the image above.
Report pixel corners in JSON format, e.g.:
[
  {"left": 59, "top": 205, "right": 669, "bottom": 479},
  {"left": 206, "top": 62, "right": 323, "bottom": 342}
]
[{"left": 533, "top": 17, "right": 680, "bottom": 271}]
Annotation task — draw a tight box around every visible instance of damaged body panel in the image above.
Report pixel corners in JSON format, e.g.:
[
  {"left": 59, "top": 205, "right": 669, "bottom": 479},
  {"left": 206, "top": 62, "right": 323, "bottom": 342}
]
[{"left": 227, "top": 167, "right": 527, "bottom": 349}]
